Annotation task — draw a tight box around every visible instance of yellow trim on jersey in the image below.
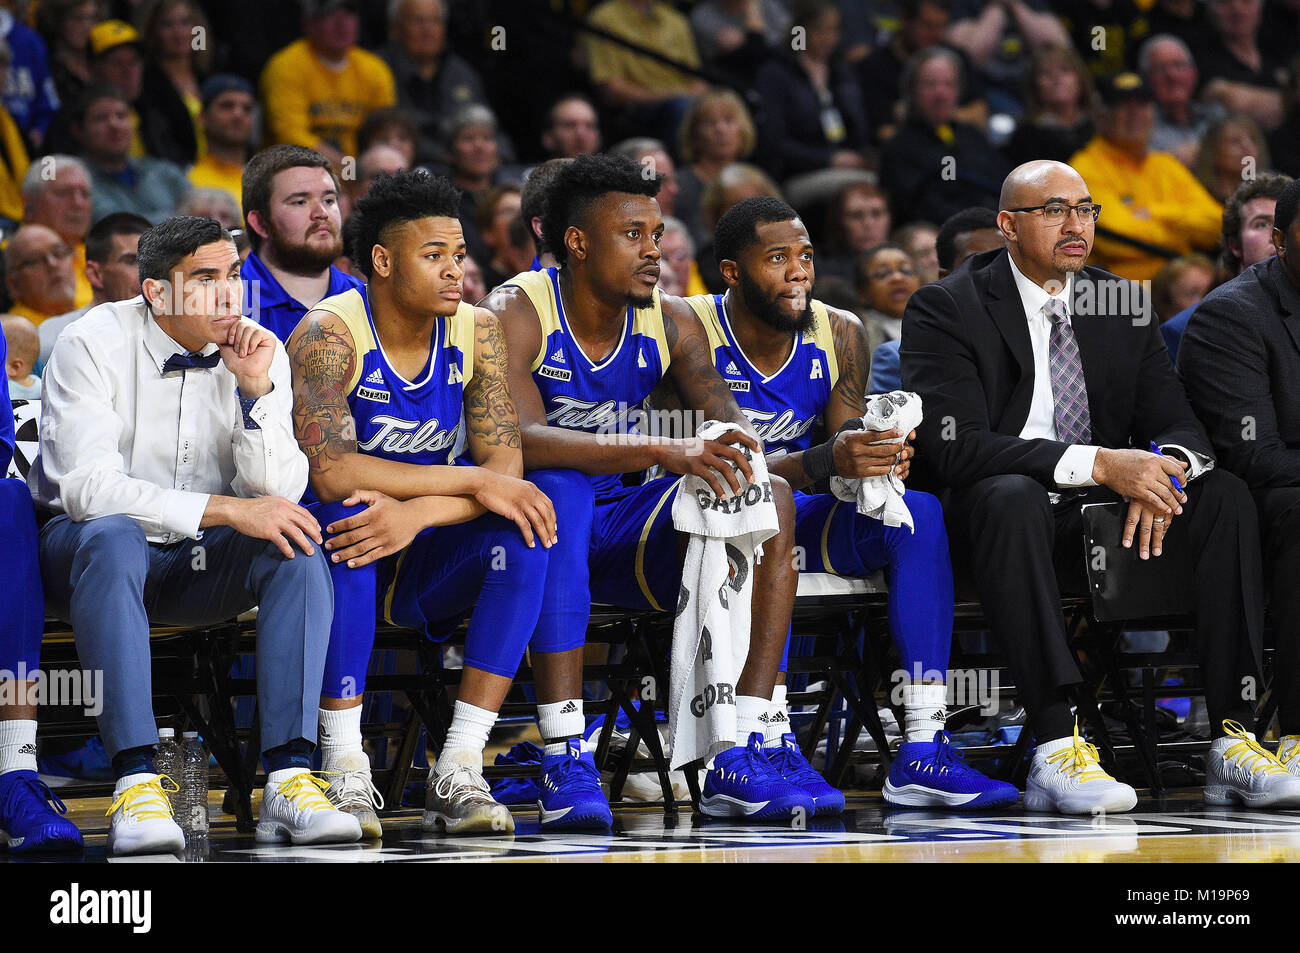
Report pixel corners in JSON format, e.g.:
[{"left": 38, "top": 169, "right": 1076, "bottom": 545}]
[
  {"left": 687, "top": 293, "right": 840, "bottom": 392},
  {"left": 685, "top": 292, "right": 726, "bottom": 352},
  {"left": 635, "top": 476, "right": 684, "bottom": 611},
  {"left": 505, "top": 268, "right": 672, "bottom": 374},
  {"left": 820, "top": 500, "right": 841, "bottom": 575},
  {"left": 312, "top": 288, "right": 375, "bottom": 395},
  {"left": 448, "top": 300, "right": 477, "bottom": 391},
  {"left": 634, "top": 286, "right": 672, "bottom": 374},
  {"left": 807, "top": 300, "right": 839, "bottom": 391},
  {"left": 502, "top": 269, "right": 564, "bottom": 371}
]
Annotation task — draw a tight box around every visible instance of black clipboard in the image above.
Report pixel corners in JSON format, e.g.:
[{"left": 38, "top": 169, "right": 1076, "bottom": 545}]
[{"left": 1080, "top": 501, "right": 1196, "bottom": 623}]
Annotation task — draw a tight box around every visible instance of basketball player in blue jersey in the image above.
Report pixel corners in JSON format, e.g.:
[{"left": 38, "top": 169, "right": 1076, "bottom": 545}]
[
  {"left": 286, "top": 170, "right": 581, "bottom": 836},
  {"left": 486, "top": 153, "right": 828, "bottom": 822},
  {"left": 691, "top": 196, "right": 1017, "bottom": 809}
]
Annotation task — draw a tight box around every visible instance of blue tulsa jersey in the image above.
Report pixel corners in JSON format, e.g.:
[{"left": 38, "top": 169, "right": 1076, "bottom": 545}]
[
  {"left": 505, "top": 267, "right": 672, "bottom": 497},
  {"left": 308, "top": 288, "right": 475, "bottom": 473},
  {"left": 686, "top": 292, "right": 840, "bottom": 457}
]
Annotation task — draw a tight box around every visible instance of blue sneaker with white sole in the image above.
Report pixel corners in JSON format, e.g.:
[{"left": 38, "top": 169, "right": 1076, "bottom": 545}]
[
  {"left": 763, "top": 733, "right": 846, "bottom": 816},
  {"left": 700, "top": 732, "right": 816, "bottom": 820},
  {"left": 0, "top": 770, "right": 84, "bottom": 853},
  {"left": 538, "top": 740, "right": 613, "bottom": 830},
  {"left": 883, "top": 730, "right": 1019, "bottom": 809}
]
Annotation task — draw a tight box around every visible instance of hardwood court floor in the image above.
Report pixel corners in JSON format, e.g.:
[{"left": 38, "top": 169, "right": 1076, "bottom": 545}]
[{"left": 11, "top": 791, "right": 1300, "bottom": 863}]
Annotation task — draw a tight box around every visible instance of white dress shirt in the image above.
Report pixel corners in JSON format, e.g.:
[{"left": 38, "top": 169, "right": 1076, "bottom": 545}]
[
  {"left": 30, "top": 297, "right": 308, "bottom": 545},
  {"left": 1007, "top": 256, "right": 1208, "bottom": 490}
]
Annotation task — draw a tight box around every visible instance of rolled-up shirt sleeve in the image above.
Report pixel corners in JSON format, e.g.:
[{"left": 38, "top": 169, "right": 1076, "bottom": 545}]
[
  {"left": 230, "top": 339, "right": 308, "bottom": 503},
  {"left": 35, "top": 334, "right": 209, "bottom": 538}
]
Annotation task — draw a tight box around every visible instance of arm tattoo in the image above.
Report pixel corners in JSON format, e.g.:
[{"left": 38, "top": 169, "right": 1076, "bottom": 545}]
[
  {"left": 830, "top": 310, "right": 868, "bottom": 414},
  {"left": 290, "top": 319, "right": 358, "bottom": 472},
  {"left": 664, "top": 305, "right": 743, "bottom": 425},
  {"left": 464, "top": 310, "right": 522, "bottom": 450}
]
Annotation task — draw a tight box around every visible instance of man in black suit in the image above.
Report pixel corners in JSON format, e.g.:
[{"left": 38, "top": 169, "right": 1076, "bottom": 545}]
[
  {"left": 1179, "top": 178, "right": 1300, "bottom": 777},
  {"left": 902, "top": 159, "right": 1296, "bottom": 814}
]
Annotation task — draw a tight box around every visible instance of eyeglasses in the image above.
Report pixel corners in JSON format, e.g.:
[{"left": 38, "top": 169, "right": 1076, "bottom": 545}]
[
  {"left": 1005, "top": 203, "right": 1102, "bottom": 224},
  {"left": 867, "top": 264, "right": 916, "bottom": 281},
  {"left": 13, "top": 245, "right": 74, "bottom": 271}
]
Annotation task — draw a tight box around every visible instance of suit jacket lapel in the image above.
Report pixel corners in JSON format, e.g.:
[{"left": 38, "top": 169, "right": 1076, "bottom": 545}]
[
  {"left": 984, "top": 254, "right": 1034, "bottom": 375},
  {"left": 982, "top": 253, "right": 1036, "bottom": 434}
]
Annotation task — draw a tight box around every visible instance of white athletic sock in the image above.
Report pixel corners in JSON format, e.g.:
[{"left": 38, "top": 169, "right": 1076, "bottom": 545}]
[
  {"left": 318, "top": 705, "right": 363, "bottom": 765},
  {"left": 736, "top": 695, "right": 768, "bottom": 745},
  {"left": 902, "top": 683, "right": 948, "bottom": 742},
  {"left": 538, "top": 698, "right": 584, "bottom": 756},
  {"left": 0, "top": 719, "right": 37, "bottom": 774},
  {"left": 435, "top": 700, "right": 497, "bottom": 774},
  {"left": 763, "top": 684, "right": 791, "bottom": 747}
]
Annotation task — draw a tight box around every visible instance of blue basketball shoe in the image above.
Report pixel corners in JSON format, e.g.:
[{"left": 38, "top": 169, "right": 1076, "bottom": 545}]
[
  {"left": 0, "top": 769, "right": 84, "bottom": 853},
  {"left": 883, "top": 730, "right": 1020, "bottom": 809},
  {"left": 763, "top": 733, "right": 846, "bottom": 816},
  {"left": 700, "top": 732, "right": 816, "bottom": 820},
  {"left": 538, "top": 740, "right": 613, "bottom": 830}
]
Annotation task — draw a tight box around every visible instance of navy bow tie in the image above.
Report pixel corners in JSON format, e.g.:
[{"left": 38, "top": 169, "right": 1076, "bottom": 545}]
[{"left": 162, "top": 351, "right": 221, "bottom": 374}]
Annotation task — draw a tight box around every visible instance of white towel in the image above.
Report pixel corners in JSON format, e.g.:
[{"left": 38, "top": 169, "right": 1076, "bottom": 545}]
[
  {"left": 668, "top": 420, "right": 780, "bottom": 769},
  {"left": 829, "top": 391, "right": 924, "bottom": 531}
]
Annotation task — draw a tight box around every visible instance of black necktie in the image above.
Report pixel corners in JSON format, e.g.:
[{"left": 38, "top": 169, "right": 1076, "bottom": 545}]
[{"left": 162, "top": 351, "right": 221, "bottom": 374}]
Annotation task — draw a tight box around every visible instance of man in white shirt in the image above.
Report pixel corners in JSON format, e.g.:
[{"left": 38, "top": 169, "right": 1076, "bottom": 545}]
[
  {"left": 902, "top": 160, "right": 1295, "bottom": 815},
  {"left": 31, "top": 216, "right": 361, "bottom": 855}
]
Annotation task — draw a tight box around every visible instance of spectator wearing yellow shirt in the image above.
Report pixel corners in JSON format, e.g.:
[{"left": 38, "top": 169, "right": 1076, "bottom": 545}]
[
  {"left": 585, "top": 0, "right": 706, "bottom": 141},
  {"left": 259, "top": 0, "right": 396, "bottom": 170},
  {"left": 1070, "top": 72, "right": 1222, "bottom": 281},
  {"left": 4, "top": 224, "right": 77, "bottom": 326},
  {"left": 188, "top": 75, "right": 255, "bottom": 215},
  {"left": 20, "top": 155, "right": 93, "bottom": 310}
]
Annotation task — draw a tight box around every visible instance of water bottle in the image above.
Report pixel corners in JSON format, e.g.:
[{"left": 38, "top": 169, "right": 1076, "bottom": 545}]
[
  {"left": 180, "top": 731, "right": 209, "bottom": 836},
  {"left": 155, "top": 728, "right": 181, "bottom": 818}
]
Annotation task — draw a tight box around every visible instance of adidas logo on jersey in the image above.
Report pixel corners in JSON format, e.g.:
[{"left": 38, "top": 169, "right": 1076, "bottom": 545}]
[
  {"left": 447, "top": 364, "right": 463, "bottom": 385},
  {"left": 551, "top": 349, "right": 566, "bottom": 364},
  {"left": 725, "top": 360, "right": 741, "bottom": 376},
  {"left": 364, "top": 368, "right": 385, "bottom": 385}
]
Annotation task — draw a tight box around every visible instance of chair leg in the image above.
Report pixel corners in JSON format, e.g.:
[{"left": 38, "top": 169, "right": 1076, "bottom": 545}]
[
  {"left": 384, "top": 707, "right": 424, "bottom": 810},
  {"left": 195, "top": 634, "right": 255, "bottom": 833}
]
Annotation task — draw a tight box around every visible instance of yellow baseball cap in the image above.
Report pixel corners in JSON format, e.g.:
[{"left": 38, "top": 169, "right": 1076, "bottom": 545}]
[{"left": 89, "top": 20, "right": 141, "bottom": 58}]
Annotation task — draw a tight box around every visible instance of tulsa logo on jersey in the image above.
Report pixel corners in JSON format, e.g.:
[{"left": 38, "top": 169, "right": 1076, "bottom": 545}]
[
  {"left": 504, "top": 266, "right": 673, "bottom": 494},
  {"left": 688, "top": 293, "right": 840, "bottom": 457},
  {"left": 309, "top": 287, "right": 477, "bottom": 468}
]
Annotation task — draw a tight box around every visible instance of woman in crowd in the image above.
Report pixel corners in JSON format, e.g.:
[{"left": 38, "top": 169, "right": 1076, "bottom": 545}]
[
  {"left": 1195, "top": 115, "right": 1272, "bottom": 203},
  {"left": 137, "top": 0, "right": 211, "bottom": 165},
  {"left": 854, "top": 242, "right": 922, "bottom": 357},
  {"left": 1004, "top": 45, "right": 1098, "bottom": 169},
  {"left": 818, "top": 181, "right": 892, "bottom": 284},
  {"left": 675, "top": 88, "right": 758, "bottom": 246}
]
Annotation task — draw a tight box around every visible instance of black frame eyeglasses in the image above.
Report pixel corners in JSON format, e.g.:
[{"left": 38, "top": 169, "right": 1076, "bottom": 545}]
[{"left": 1005, "top": 203, "right": 1102, "bottom": 224}]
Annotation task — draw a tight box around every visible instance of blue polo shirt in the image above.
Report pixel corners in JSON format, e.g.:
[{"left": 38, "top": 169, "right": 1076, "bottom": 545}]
[{"left": 241, "top": 250, "right": 366, "bottom": 344}]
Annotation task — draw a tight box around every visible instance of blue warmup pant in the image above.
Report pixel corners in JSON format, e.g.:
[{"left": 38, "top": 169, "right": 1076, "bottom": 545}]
[
  {"left": 588, "top": 474, "right": 685, "bottom": 611},
  {"left": 793, "top": 489, "right": 954, "bottom": 676},
  {"left": 527, "top": 469, "right": 594, "bottom": 655},
  {"left": 39, "top": 515, "right": 332, "bottom": 760},
  {"left": 0, "top": 478, "right": 43, "bottom": 673},
  {"left": 316, "top": 469, "right": 592, "bottom": 694}
]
